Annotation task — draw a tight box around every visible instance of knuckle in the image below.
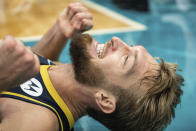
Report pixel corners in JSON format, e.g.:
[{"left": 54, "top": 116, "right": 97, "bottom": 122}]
[
  {"left": 82, "top": 19, "right": 88, "bottom": 25},
  {"left": 73, "top": 24, "right": 80, "bottom": 30},
  {"left": 75, "top": 14, "right": 82, "bottom": 20},
  {"left": 69, "top": 4, "right": 76, "bottom": 11},
  {"left": 33, "top": 63, "right": 40, "bottom": 74},
  {"left": 24, "top": 53, "right": 35, "bottom": 65},
  {"left": 68, "top": 4, "right": 73, "bottom": 9},
  {"left": 15, "top": 45, "right": 26, "bottom": 56},
  {"left": 25, "top": 55, "right": 40, "bottom": 75},
  {"left": 29, "top": 59, "right": 40, "bottom": 75},
  {"left": 4, "top": 35, "right": 14, "bottom": 40},
  {"left": 3, "top": 37, "right": 17, "bottom": 50},
  {"left": 71, "top": 7, "right": 77, "bottom": 14}
]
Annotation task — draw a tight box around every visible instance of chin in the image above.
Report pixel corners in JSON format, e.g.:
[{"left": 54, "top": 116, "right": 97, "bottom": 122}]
[{"left": 70, "top": 34, "right": 105, "bottom": 87}]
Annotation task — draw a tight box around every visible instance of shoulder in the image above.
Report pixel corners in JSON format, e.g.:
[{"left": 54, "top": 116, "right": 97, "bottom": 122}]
[{"left": 0, "top": 98, "right": 59, "bottom": 131}]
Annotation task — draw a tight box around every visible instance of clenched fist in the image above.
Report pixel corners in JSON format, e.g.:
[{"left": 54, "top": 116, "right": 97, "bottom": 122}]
[
  {"left": 57, "top": 2, "right": 93, "bottom": 38},
  {"left": 0, "top": 35, "right": 40, "bottom": 91}
]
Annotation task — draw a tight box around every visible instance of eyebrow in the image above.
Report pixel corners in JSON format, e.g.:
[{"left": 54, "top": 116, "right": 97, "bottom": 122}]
[{"left": 125, "top": 50, "right": 138, "bottom": 76}]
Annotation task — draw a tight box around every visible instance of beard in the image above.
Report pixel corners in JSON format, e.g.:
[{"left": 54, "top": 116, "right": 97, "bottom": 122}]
[
  {"left": 70, "top": 34, "right": 105, "bottom": 87},
  {"left": 70, "top": 34, "right": 132, "bottom": 126}
]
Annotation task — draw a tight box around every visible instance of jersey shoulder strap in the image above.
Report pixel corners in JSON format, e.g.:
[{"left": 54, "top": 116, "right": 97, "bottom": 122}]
[{"left": 36, "top": 54, "right": 55, "bottom": 65}]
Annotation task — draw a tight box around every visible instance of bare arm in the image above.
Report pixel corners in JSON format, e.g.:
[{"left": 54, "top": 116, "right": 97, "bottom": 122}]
[
  {"left": 0, "top": 98, "right": 59, "bottom": 131},
  {"left": 32, "top": 2, "right": 93, "bottom": 61},
  {"left": 32, "top": 23, "right": 68, "bottom": 61}
]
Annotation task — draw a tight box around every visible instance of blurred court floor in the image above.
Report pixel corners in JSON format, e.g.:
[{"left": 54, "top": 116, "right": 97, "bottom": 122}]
[{"left": 0, "top": 0, "right": 145, "bottom": 39}]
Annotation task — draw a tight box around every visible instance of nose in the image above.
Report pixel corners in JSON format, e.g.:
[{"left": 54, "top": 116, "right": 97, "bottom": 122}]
[{"left": 111, "top": 37, "right": 130, "bottom": 51}]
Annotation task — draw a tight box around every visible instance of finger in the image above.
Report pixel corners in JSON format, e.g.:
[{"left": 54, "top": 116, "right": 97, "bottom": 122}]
[
  {"left": 2, "top": 35, "right": 18, "bottom": 53},
  {"left": 71, "top": 17, "right": 82, "bottom": 31},
  {"left": 22, "top": 47, "right": 40, "bottom": 74},
  {"left": 13, "top": 54, "right": 40, "bottom": 85},
  {"left": 70, "top": 12, "right": 91, "bottom": 28},
  {"left": 74, "top": 12, "right": 92, "bottom": 21},
  {"left": 3, "top": 35, "right": 16, "bottom": 46},
  {"left": 81, "top": 19, "right": 93, "bottom": 32},
  {"left": 15, "top": 38, "right": 25, "bottom": 46},
  {"left": 67, "top": 3, "right": 87, "bottom": 21},
  {"left": 66, "top": 7, "right": 74, "bottom": 21},
  {"left": 32, "top": 54, "right": 40, "bottom": 74},
  {"left": 71, "top": 12, "right": 93, "bottom": 32}
]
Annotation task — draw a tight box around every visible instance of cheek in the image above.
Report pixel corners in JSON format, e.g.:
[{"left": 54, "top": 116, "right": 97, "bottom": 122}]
[
  {"left": 87, "top": 42, "right": 98, "bottom": 59},
  {"left": 104, "top": 55, "right": 121, "bottom": 70},
  {"left": 99, "top": 55, "right": 124, "bottom": 82}
]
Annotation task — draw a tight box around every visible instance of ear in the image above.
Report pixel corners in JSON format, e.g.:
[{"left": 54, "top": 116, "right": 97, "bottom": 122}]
[{"left": 94, "top": 90, "right": 116, "bottom": 114}]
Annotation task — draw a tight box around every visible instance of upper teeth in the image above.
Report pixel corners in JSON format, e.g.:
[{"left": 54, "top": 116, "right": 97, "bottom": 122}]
[{"left": 97, "top": 44, "right": 104, "bottom": 58}]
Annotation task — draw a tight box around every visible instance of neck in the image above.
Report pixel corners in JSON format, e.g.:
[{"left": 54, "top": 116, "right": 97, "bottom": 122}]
[{"left": 48, "top": 64, "right": 98, "bottom": 121}]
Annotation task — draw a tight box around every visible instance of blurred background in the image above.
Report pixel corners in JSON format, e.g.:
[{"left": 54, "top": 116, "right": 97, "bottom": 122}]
[{"left": 1, "top": 0, "right": 196, "bottom": 131}]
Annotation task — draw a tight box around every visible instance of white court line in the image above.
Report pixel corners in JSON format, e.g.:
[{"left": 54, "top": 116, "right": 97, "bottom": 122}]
[
  {"left": 81, "top": 0, "right": 147, "bottom": 33},
  {"left": 87, "top": 27, "right": 145, "bottom": 35},
  {"left": 18, "top": 36, "right": 42, "bottom": 42},
  {"left": 13, "top": 0, "right": 147, "bottom": 42}
]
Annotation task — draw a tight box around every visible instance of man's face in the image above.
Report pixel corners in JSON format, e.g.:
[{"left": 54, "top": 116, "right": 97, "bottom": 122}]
[
  {"left": 70, "top": 34, "right": 158, "bottom": 92},
  {"left": 94, "top": 37, "right": 159, "bottom": 90}
]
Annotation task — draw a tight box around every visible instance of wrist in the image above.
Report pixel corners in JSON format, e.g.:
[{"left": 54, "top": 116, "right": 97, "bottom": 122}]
[
  {"left": 56, "top": 17, "right": 75, "bottom": 38},
  {"left": 55, "top": 20, "right": 67, "bottom": 40}
]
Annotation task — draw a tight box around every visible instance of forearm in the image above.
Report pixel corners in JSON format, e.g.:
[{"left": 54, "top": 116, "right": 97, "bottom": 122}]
[
  {"left": 32, "top": 2, "right": 93, "bottom": 61},
  {"left": 32, "top": 22, "right": 68, "bottom": 61}
]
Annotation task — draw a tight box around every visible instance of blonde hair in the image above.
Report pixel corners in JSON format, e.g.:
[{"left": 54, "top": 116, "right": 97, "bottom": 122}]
[
  {"left": 88, "top": 58, "right": 184, "bottom": 131},
  {"left": 132, "top": 58, "right": 184, "bottom": 131}
]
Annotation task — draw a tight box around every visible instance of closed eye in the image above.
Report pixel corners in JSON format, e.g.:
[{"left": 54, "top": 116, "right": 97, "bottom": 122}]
[{"left": 124, "top": 55, "right": 129, "bottom": 65}]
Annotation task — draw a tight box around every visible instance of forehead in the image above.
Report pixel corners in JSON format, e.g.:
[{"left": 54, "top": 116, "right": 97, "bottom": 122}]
[
  {"left": 129, "top": 45, "right": 157, "bottom": 69},
  {"left": 92, "top": 38, "right": 159, "bottom": 87},
  {"left": 125, "top": 46, "right": 159, "bottom": 86}
]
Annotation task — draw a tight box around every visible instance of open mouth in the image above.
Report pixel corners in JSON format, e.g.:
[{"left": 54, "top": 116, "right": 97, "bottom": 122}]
[{"left": 96, "top": 41, "right": 113, "bottom": 59}]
